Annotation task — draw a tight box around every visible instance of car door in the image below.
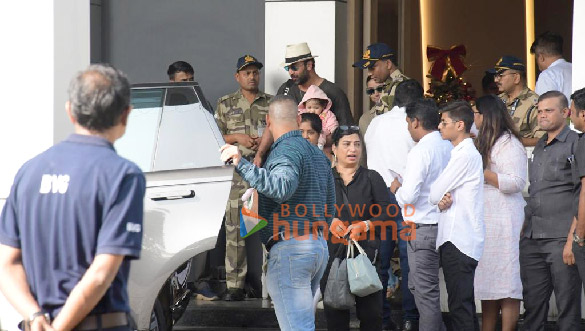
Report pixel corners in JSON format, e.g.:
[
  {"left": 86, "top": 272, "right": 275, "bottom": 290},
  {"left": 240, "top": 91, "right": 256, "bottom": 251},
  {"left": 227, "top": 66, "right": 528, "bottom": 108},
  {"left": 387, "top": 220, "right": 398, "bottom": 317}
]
[{"left": 115, "top": 84, "right": 232, "bottom": 330}]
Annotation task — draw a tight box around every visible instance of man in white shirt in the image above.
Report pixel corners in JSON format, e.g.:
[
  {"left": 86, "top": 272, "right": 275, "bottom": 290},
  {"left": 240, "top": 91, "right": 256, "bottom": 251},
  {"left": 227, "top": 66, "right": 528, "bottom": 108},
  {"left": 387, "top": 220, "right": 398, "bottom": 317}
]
[
  {"left": 429, "top": 100, "right": 485, "bottom": 330},
  {"left": 365, "top": 80, "right": 421, "bottom": 329},
  {"left": 390, "top": 99, "right": 452, "bottom": 331},
  {"left": 530, "top": 32, "right": 572, "bottom": 102}
]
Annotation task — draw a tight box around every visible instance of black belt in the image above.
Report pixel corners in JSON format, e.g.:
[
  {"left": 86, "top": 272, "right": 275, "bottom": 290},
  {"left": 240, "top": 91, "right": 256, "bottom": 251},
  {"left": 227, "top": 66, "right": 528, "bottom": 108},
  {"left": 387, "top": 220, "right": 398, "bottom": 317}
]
[
  {"left": 75, "top": 312, "right": 128, "bottom": 331},
  {"left": 415, "top": 223, "right": 438, "bottom": 229}
]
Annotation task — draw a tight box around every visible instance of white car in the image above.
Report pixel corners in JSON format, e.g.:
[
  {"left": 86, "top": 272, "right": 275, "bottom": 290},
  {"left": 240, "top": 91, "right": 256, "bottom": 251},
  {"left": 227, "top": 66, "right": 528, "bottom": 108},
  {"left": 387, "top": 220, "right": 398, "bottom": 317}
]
[{"left": 117, "top": 82, "right": 232, "bottom": 330}]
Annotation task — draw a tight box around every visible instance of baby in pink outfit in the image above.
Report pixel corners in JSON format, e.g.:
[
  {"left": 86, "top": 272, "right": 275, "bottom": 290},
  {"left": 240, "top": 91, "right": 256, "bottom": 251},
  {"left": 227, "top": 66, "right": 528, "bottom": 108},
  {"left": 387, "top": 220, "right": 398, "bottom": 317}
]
[{"left": 298, "top": 85, "right": 339, "bottom": 150}]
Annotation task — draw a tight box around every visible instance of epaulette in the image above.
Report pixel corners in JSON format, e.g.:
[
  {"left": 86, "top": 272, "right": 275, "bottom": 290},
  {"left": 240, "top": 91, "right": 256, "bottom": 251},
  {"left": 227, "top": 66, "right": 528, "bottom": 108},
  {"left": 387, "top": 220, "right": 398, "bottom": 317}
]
[{"left": 218, "top": 91, "right": 239, "bottom": 105}]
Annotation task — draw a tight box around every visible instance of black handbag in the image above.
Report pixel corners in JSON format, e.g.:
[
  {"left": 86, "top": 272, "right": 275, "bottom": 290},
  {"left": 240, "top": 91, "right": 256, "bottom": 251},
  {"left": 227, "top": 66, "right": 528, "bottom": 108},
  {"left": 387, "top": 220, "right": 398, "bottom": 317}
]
[{"left": 323, "top": 243, "right": 355, "bottom": 309}]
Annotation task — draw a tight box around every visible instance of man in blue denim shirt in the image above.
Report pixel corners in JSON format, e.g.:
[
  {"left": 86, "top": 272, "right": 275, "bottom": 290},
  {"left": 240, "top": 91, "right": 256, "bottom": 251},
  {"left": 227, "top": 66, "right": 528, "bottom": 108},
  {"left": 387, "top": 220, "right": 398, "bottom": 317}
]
[{"left": 220, "top": 95, "right": 335, "bottom": 331}]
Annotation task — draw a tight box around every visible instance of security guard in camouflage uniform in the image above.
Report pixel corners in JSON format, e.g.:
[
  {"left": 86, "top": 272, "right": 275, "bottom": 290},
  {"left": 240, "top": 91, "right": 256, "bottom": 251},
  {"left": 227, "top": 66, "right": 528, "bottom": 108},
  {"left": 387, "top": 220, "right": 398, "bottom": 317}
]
[
  {"left": 489, "top": 56, "right": 543, "bottom": 146},
  {"left": 215, "top": 55, "right": 272, "bottom": 301},
  {"left": 353, "top": 43, "right": 409, "bottom": 124}
]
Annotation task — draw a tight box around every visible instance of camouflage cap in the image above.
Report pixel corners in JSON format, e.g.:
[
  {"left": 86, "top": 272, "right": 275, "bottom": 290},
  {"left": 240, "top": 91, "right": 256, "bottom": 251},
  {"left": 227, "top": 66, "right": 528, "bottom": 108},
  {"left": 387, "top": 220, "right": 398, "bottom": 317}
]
[{"left": 237, "top": 55, "right": 263, "bottom": 72}]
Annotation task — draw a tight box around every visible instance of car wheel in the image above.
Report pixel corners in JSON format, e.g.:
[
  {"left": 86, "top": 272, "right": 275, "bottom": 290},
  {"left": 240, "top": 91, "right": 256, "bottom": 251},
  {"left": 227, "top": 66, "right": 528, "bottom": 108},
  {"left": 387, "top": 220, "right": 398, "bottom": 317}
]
[{"left": 150, "top": 299, "right": 168, "bottom": 331}]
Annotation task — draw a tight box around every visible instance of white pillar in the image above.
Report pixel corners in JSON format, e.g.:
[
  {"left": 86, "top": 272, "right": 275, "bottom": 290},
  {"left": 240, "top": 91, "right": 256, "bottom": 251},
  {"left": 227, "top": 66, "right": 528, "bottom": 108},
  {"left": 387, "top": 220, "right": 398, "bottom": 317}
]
[
  {"left": 0, "top": 1, "right": 89, "bottom": 327},
  {"left": 573, "top": 0, "right": 585, "bottom": 93},
  {"left": 264, "top": 0, "right": 347, "bottom": 95},
  {"left": 0, "top": 0, "right": 89, "bottom": 199}
]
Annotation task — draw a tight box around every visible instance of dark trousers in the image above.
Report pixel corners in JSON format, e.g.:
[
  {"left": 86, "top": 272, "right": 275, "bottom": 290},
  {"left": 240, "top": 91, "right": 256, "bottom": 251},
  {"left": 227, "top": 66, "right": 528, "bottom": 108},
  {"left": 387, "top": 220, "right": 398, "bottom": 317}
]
[
  {"left": 573, "top": 240, "right": 585, "bottom": 286},
  {"left": 519, "top": 238, "right": 581, "bottom": 331},
  {"left": 380, "top": 192, "right": 418, "bottom": 326},
  {"left": 324, "top": 290, "right": 383, "bottom": 331},
  {"left": 439, "top": 241, "right": 479, "bottom": 331}
]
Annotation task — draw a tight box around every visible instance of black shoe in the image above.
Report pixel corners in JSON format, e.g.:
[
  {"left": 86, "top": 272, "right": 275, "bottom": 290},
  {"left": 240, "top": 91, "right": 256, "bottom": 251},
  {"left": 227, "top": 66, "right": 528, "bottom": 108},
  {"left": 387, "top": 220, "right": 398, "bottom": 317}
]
[
  {"left": 401, "top": 320, "right": 419, "bottom": 331},
  {"left": 223, "top": 288, "right": 245, "bottom": 301}
]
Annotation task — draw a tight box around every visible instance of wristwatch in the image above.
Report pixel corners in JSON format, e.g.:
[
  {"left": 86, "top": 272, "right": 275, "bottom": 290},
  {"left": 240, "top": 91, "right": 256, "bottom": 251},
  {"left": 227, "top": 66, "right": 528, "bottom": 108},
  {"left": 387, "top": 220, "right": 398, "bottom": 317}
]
[
  {"left": 28, "top": 311, "right": 50, "bottom": 324},
  {"left": 573, "top": 233, "right": 585, "bottom": 245}
]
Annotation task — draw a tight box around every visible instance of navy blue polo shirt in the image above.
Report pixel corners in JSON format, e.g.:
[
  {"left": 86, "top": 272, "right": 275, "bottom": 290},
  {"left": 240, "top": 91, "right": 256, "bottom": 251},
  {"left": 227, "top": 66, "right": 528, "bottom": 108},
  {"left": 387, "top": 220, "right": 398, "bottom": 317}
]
[{"left": 0, "top": 134, "right": 146, "bottom": 318}]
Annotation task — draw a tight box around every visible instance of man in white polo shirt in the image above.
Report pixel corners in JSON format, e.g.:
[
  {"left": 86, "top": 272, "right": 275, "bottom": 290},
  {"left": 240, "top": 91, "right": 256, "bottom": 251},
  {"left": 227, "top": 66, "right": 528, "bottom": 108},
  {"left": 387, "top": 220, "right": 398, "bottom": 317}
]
[
  {"left": 390, "top": 99, "right": 452, "bottom": 331},
  {"left": 429, "top": 100, "right": 485, "bottom": 330}
]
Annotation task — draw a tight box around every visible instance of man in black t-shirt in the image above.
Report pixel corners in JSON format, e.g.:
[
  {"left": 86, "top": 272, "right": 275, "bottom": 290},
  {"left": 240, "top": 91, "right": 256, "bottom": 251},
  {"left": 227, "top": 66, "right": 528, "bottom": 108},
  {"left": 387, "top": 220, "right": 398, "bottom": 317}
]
[
  {"left": 254, "top": 43, "right": 354, "bottom": 166},
  {"left": 0, "top": 64, "right": 145, "bottom": 331},
  {"left": 276, "top": 42, "right": 353, "bottom": 125}
]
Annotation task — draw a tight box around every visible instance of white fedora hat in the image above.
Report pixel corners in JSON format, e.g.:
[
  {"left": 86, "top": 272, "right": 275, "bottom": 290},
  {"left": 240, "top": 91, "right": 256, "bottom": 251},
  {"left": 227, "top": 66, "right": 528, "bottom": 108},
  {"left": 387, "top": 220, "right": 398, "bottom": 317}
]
[{"left": 281, "top": 42, "right": 319, "bottom": 67}]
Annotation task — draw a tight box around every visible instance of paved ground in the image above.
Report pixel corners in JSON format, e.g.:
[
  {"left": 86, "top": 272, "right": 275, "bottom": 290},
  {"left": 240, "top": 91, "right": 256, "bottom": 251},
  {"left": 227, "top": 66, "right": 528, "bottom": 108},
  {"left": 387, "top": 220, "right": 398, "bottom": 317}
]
[{"left": 174, "top": 297, "right": 585, "bottom": 330}]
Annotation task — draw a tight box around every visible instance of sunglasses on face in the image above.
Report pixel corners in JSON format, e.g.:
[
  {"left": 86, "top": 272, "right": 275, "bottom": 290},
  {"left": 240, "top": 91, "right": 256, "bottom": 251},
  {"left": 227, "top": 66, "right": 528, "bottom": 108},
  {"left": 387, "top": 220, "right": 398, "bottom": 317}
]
[
  {"left": 284, "top": 62, "right": 303, "bottom": 72},
  {"left": 366, "top": 85, "right": 386, "bottom": 95},
  {"left": 338, "top": 125, "right": 360, "bottom": 134},
  {"left": 494, "top": 71, "right": 518, "bottom": 80}
]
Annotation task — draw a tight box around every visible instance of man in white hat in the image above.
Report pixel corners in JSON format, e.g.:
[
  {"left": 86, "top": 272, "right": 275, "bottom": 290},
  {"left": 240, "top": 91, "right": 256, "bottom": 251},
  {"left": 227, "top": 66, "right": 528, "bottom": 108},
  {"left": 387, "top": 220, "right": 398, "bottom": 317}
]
[
  {"left": 276, "top": 42, "right": 353, "bottom": 126},
  {"left": 253, "top": 43, "right": 353, "bottom": 166}
]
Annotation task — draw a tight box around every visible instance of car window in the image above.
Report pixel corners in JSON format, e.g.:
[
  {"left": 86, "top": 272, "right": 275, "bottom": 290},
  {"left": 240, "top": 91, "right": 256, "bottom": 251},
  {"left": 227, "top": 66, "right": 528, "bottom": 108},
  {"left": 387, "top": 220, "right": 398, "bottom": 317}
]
[
  {"left": 153, "top": 99, "right": 224, "bottom": 171},
  {"left": 116, "top": 87, "right": 225, "bottom": 172},
  {"left": 165, "top": 87, "right": 199, "bottom": 106},
  {"left": 115, "top": 89, "right": 164, "bottom": 172}
]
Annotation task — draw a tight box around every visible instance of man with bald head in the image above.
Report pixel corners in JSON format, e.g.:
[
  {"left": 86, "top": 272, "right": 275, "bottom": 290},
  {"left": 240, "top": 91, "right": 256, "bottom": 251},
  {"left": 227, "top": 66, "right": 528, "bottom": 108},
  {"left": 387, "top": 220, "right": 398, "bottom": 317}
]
[{"left": 221, "top": 95, "right": 335, "bottom": 330}]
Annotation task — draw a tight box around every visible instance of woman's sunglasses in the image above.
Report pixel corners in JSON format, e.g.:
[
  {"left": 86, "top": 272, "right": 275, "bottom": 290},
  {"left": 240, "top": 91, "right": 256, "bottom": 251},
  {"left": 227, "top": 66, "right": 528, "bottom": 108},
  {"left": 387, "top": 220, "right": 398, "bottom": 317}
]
[
  {"left": 365, "top": 85, "right": 386, "bottom": 95},
  {"left": 338, "top": 125, "right": 360, "bottom": 133}
]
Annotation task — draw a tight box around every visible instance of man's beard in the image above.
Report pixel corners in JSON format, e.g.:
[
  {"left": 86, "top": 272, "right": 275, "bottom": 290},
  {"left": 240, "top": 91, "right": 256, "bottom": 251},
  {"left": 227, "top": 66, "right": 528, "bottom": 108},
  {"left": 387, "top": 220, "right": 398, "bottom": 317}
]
[{"left": 294, "top": 70, "right": 309, "bottom": 85}]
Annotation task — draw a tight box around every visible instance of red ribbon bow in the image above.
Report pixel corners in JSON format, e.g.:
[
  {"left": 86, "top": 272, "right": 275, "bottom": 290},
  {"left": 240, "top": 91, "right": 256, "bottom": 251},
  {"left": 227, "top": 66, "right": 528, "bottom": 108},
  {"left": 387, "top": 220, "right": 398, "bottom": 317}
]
[{"left": 427, "top": 45, "right": 467, "bottom": 80}]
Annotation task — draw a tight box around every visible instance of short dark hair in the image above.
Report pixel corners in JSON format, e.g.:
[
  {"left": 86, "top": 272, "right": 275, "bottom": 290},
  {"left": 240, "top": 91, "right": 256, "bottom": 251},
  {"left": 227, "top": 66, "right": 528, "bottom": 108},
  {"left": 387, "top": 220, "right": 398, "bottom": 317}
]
[
  {"left": 366, "top": 75, "right": 374, "bottom": 84},
  {"left": 530, "top": 31, "right": 563, "bottom": 56},
  {"left": 332, "top": 125, "right": 362, "bottom": 146},
  {"left": 393, "top": 79, "right": 424, "bottom": 108},
  {"left": 405, "top": 98, "right": 440, "bottom": 131},
  {"left": 300, "top": 113, "right": 323, "bottom": 134},
  {"left": 538, "top": 90, "right": 568, "bottom": 109},
  {"left": 68, "top": 64, "right": 130, "bottom": 132},
  {"left": 571, "top": 87, "right": 585, "bottom": 112},
  {"left": 384, "top": 55, "right": 398, "bottom": 67},
  {"left": 439, "top": 100, "right": 474, "bottom": 133},
  {"left": 167, "top": 61, "right": 194, "bottom": 80}
]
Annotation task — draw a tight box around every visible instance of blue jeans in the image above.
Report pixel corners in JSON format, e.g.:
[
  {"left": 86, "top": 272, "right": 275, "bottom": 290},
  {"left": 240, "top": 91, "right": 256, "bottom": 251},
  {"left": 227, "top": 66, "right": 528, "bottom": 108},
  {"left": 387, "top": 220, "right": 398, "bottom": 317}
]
[
  {"left": 380, "top": 192, "right": 419, "bottom": 325},
  {"left": 267, "top": 235, "right": 329, "bottom": 331}
]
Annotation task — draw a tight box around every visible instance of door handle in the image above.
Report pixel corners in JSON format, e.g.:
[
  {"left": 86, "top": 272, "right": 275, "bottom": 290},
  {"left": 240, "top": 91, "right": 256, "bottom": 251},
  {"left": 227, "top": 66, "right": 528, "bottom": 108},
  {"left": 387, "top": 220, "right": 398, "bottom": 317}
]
[{"left": 149, "top": 190, "right": 195, "bottom": 201}]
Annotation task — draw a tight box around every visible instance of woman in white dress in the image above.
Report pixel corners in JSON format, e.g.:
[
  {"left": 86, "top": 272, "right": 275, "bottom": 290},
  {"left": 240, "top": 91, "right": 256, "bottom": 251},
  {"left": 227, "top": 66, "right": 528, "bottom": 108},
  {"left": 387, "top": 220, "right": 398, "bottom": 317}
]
[{"left": 472, "top": 95, "right": 527, "bottom": 331}]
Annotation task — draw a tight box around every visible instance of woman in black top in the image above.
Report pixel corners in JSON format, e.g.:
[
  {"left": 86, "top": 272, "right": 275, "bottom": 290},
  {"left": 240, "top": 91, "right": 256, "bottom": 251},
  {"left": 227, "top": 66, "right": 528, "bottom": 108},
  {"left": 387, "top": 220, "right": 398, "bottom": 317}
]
[{"left": 321, "top": 126, "right": 392, "bottom": 331}]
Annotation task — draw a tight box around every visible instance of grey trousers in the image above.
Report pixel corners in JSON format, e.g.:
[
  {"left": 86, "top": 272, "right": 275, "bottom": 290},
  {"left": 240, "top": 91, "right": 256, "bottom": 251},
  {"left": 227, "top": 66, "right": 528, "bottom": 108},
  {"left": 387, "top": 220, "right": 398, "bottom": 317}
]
[
  {"left": 519, "top": 237, "right": 581, "bottom": 331},
  {"left": 407, "top": 224, "right": 446, "bottom": 331}
]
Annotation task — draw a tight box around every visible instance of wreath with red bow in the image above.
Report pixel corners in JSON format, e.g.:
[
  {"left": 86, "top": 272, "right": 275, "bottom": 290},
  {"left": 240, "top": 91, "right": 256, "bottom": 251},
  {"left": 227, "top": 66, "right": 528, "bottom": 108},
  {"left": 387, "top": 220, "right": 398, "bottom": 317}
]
[{"left": 426, "top": 45, "right": 475, "bottom": 105}]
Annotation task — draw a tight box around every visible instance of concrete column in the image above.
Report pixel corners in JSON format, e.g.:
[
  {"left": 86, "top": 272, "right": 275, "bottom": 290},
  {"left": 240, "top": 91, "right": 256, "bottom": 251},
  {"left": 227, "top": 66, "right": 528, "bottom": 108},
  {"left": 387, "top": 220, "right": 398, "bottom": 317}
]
[
  {"left": 0, "top": 1, "right": 89, "bottom": 327},
  {"left": 0, "top": 0, "right": 89, "bottom": 200},
  {"left": 264, "top": 0, "right": 348, "bottom": 96},
  {"left": 573, "top": 0, "right": 585, "bottom": 93}
]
